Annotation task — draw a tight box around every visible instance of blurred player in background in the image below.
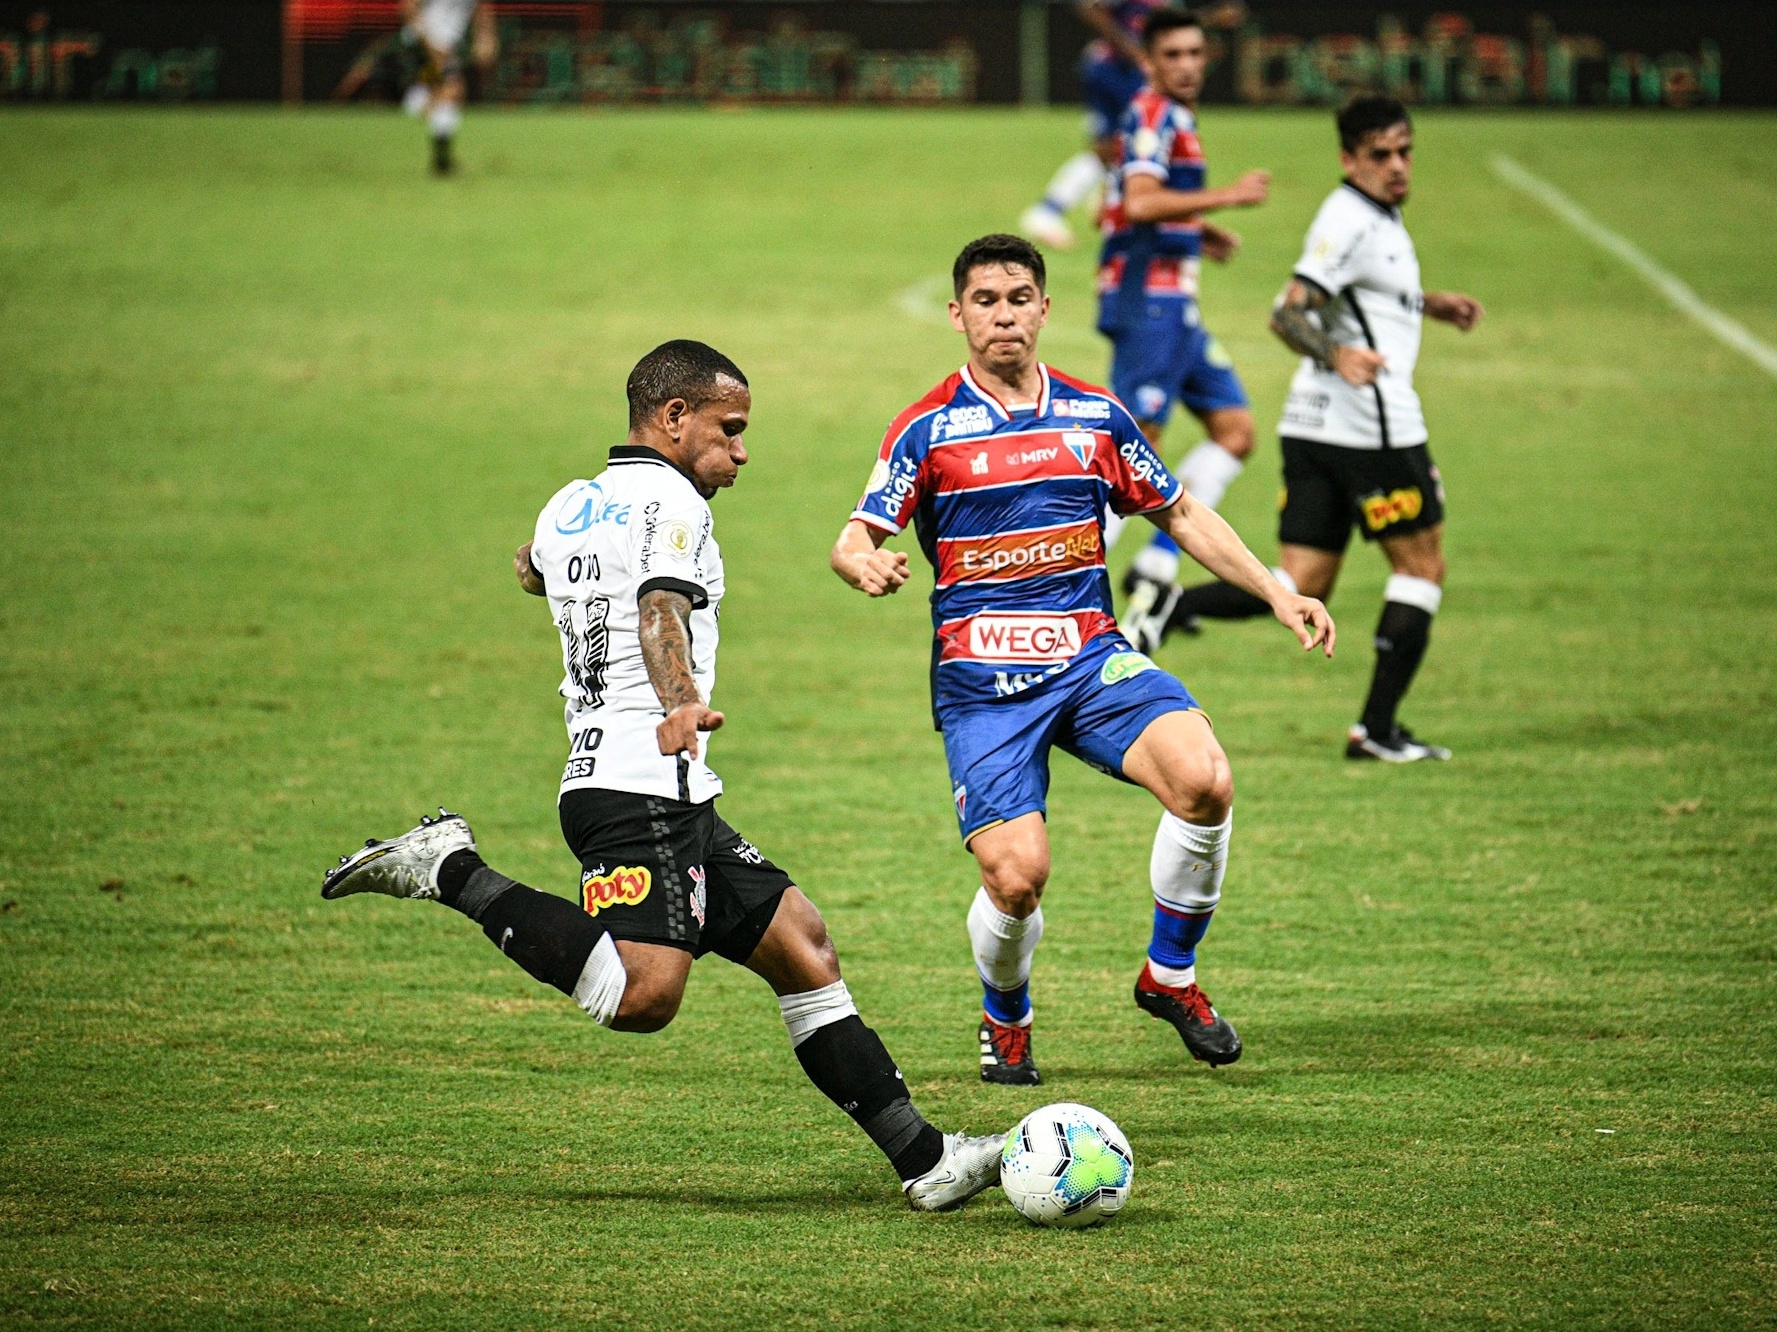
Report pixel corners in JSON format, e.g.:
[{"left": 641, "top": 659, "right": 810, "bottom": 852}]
[
  {"left": 831, "top": 235, "right": 1334, "bottom": 1085},
  {"left": 321, "top": 341, "right": 1008, "bottom": 1211},
  {"left": 1153, "top": 97, "right": 1484, "bottom": 762},
  {"left": 1097, "top": 9, "right": 1272, "bottom": 651},
  {"left": 401, "top": 0, "right": 497, "bottom": 175},
  {"left": 1019, "top": 1, "right": 1168, "bottom": 252}
]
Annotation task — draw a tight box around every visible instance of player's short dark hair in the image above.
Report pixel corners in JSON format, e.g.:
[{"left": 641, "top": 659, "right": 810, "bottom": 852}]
[
  {"left": 1142, "top": 7, "right": 1203, "bottom": 47},
  {"left": 626, "top": 340, "right": 748, "bottom": 429},
  {"left": 952, "top": 234, "right": 1046, "bottom": 299},
  {"left": 1337, "top": 95, "right": 1412, "bottom": 152}
]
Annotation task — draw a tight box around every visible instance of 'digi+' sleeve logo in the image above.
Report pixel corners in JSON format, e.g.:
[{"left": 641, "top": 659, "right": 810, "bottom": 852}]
[{"left": 581, "top": 865, "right": 652, "bottom": 916}]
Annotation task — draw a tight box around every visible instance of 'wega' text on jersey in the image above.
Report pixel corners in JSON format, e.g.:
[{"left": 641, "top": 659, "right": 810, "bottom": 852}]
[{"left": 529, "top": 446, "right": 724, "bottom": 805}]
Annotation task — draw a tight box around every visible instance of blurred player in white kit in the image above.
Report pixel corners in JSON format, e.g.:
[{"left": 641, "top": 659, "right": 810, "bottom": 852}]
[{"left": 402, "top": 0, "right": 496, "bottom": 175}]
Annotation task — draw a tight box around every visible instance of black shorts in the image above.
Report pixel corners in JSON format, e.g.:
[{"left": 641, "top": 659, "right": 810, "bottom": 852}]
[
  {"left": 557, "top": 788, "right": 793, "bottom": 963},
  {"left": 1277, "top": 437, "right": 1446, "bottom": 554}
]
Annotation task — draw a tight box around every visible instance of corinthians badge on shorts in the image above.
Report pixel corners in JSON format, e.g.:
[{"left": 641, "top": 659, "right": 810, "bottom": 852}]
[{"left": 688, "top": 865, "right": 707, "bottom": 927}]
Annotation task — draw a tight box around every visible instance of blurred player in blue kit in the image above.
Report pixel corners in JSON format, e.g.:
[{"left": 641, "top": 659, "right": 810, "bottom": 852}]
[
  {"left": 1095, "top": 8, "right": 1278, "bottom": 651},
  {"left": 1020, "top": 1, "right": 1171, "bottom": 253},
  {"left": 831, "top": 236, "right": 1335, "bottom": 1085}
]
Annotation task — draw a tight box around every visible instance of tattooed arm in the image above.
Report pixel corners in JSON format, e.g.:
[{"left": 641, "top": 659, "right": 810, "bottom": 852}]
[
  {"left": 1269, "top": 279, "right": 1387, "bottom": 387},
  {"left": 638, "top": 587, "right": 724, "bottom": 758},
  {"left": 514, "top": 541, "right": 546, "bottom": 596}
]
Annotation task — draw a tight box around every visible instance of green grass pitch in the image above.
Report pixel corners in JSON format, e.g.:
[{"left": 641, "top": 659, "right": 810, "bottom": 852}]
[{"left": 2, "top": 106, "right": 1774, "bottom": 1328}]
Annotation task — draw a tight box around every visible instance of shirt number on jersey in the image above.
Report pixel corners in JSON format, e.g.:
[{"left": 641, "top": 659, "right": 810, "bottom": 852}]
[{"left": 557, "top": 596, "right": 612, "bottom": 709}]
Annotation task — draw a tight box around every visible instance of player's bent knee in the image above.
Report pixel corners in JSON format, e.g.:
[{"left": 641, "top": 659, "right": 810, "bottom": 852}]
[{"left": 612, "top": 981, "right": 684, "bottom": 1033}]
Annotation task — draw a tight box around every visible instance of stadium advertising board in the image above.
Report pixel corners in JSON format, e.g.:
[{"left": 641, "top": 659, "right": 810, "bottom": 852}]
[
  {"left": 1048, "top": 2, "right": 1771, "bottom": 108},
  {"left": 1, "top": 1, "right": 1770, "bottom": 106}
]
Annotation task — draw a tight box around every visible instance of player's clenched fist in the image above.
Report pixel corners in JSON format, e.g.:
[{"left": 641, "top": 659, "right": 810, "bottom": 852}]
[
  {"left": 1226, "top": 169, "right": 1270, "bottom": 207},
  {"left": 657, "top": 701, "right": 724, "bottom": 759},
  {"left": 855, "top": 549, "right": 910, "bottom": 597},
  {"left": 1331, "top": 345, "right": 1387, "bottom": 387}
]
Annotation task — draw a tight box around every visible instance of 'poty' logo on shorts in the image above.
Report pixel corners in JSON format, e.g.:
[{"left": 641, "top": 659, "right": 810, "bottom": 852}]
[
  {"left": 581, "top": 865, "right": 651, "bottom": 916},
  {"left": 966, "top": 615, "right": 1083, "bottom": 662}
]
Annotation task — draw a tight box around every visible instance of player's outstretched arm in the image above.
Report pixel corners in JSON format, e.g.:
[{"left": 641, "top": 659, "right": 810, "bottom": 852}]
[
  {"left": 514, "top": 542, "right": 546, "bottom": 596},
  {"left": 1077, "top": 1, "right": 1149, "bottom": 69},
  {"left": 1424, "top": 291, "right": 1485, "bottom": 332},
  {"left": 830, "top": 519, "right": 911, "bottom": 598},
  {"left": 638, "top": 587, "right": 724, "bottom": 757},
  {"left": 1153, "top": 495, "right": 1336, "bottom": 657},
  {"left": 1122, "top": 170, "right": 1269, "bottom": 226},
  {"left": 1270, "top": 279, "right": 1385, "bottom": 387}
]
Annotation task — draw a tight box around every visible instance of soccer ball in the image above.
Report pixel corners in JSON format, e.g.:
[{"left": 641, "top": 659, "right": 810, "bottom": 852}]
[{"left": 999, "top": 1102, "right": 1134, "bottom": 1228}]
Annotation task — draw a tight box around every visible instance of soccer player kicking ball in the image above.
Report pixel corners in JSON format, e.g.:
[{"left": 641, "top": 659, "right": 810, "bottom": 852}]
[
  {"left": 1093, "top": 9, "right": 1276, "bottom": 652},
  {"left": 322, "top": 341, "right": 1007, "bottom": 1211},
  {"left": 830, "top": 237, "right": 1335, "bottom": 1084},
  {"left": 1155, "top": 97, "right": 1484, "bottom": 763}
]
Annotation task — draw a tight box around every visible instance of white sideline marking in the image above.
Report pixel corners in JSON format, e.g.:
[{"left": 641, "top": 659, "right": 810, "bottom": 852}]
[
  {"left": 1490, "top": 153, "right": 1777, "bottom": 380},
  {"left": 896, "top": 275, "right": 950, "bottom": 324}
]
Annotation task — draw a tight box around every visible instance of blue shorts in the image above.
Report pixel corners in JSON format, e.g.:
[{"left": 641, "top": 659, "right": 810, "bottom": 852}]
[
  {"left": 938, "top": 635, "right": 1202, "bottom": 845},
  {"left": 1082, "top": 53, "right": 1147, "bottom": 141},
  {"left": 1106, "top": 297, "right": 1249, "bottom": 424}
]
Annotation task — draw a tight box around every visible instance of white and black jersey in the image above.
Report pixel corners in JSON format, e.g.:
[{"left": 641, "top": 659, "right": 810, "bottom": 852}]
[
  {"left": 415, "top": 0, "right": 476, "bottom": 50},
  {"left": 529, "top": 445, "right": 723, "bottom": 805},
  {"left": 1280, "top": 182, "right": 1427, "bottom": 450}
]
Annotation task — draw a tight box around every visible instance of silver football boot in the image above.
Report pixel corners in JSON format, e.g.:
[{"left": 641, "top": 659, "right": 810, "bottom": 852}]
[
  {"left": 903, "top": 1131, "right": 1007, "bottom": 1213},
  {"left": 321, "top": 809, "right": 475, "bottom": 901}
]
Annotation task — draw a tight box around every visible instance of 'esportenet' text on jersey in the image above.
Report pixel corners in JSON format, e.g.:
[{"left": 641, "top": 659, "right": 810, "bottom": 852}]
[
  {"left": 852, "top": 365, "right": 1182, "bottom": 716},
  {"left": 1281, "top": 182, "right": 1427, "bottom": 449},
  {"left": 1098, "top": 88, "right": 1208, "bottom": 327},
  {"left": 530, "top": 446, "right": 723, "bottom": 804}
]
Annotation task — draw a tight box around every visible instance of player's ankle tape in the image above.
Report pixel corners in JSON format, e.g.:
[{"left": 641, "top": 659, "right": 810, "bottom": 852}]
[
  {"left": 455, "top": 865, "right": 517, "bottom": 920},
  {"left": 861, "top": 1098, "right": 930, "bottom": 1166}
]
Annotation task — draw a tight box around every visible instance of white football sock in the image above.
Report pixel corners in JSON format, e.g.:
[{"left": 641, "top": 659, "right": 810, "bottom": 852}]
[
  {"left": 428, "top": 102, "right": 463, "bottom": 139},
  {"left": 1177, "top": 441, "right": 1245, "bottom": 511},
  {"left": 403, "top": 83, "right": 431, "bottom": 118},
  {"left": 1131, "top": 542, "right": 1181, "bottom": 585},
  {"left": 1042, "top": 150, "right": 1105, "bottom": 212},
  {"left": 778, "top": 980, "right": 858, "bottom": 1048},
  {"left": 1151, "top": 810, "right": 1231, "bottom": 918},
  {"left": 1146, "top": 959, "right": 1196, "bottom": 988},
  {"left": 1271, "top": 566, "right": 1298, "bottom": 595},
  {"left": 968, "top": 886, "right": 1042, "bottom": 1025},
  {"left": 571, "top": 933, "right": 626, "bottom": 1027},
  {"left": 1383, "top": 573, "right": 1443, "bottom": 614}
]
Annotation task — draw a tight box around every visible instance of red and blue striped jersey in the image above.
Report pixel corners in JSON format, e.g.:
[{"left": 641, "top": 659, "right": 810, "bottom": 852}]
[
  {"left": 1098, "top": 88, "right": 1207, "bottom": 300},
  {"left": 852, "top": 363, "right": 1182, "bottom": 711}
]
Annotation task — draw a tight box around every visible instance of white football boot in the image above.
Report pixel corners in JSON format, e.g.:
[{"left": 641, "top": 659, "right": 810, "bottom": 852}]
[
  {"left": 1019, "top": 203, "right": 1076, "bottom": 251},
  {"left": 903, "top": 1131, "right": 1007, "bottom": 1212},
  {"left": 321, "top": 809, "right": 475, "bottom": 900}
]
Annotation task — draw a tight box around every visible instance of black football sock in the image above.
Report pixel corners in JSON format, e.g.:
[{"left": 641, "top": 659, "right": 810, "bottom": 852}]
[
  {"left": 1171, "top": 579, "right": 1272, "bottom": 623},
  {"left": 435, "top": 849, "right": 602, "bottom": 995},
  {"left": 1360, "top": 600, "right": 1434, "bottom": 736},
  {"left": 794, "top": 1016, "right": 945, "bottom": 1182}
]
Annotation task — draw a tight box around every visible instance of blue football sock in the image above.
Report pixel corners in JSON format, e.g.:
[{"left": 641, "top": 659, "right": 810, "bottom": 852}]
[
  {"left": 982, "top": 979, "right": 1032, "bottom": 1026},
  {"left": 1147, "top": 530, "right": 1180, "bottom": 557},
  {"left": 1148, "top": 902, "right": 1214, "bottom": 971}
]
